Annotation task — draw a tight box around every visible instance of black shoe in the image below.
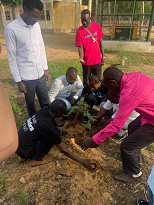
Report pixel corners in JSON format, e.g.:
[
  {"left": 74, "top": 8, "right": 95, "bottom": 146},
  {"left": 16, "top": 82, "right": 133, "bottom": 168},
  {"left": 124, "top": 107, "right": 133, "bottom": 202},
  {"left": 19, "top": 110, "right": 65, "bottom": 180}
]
[
  {"left": 118, "top": 131, "right": 128, "bottom": 141},
  {"left": 137, "top": 199, "right": 149, "bottom": 205}
]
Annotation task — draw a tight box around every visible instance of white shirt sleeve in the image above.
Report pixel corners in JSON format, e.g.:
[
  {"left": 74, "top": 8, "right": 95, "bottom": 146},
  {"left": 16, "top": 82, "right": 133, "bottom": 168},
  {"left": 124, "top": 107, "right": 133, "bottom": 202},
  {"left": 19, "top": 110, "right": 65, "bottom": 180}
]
[
  {"left": 103, "top": 100, "right": 113, "bottom": 110},
  {"left": 73, "top": 76, "right": 84, "bottom": 99},
  {"left": 48, "top": 79, "right": 61, "bottom": 103},
  {"left": 4, "top": 27, "right": 21, "bottom": 82},
  {"left": 38, "top": 24, "right": 48, "bottom": 71}
]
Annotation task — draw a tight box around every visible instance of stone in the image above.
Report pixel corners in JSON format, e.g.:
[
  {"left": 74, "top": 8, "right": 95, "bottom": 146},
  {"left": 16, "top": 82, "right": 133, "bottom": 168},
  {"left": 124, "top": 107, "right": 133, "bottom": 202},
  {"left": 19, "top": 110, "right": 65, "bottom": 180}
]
[{"left": 19, "top": 176, "right": 26, "bottom": 184}]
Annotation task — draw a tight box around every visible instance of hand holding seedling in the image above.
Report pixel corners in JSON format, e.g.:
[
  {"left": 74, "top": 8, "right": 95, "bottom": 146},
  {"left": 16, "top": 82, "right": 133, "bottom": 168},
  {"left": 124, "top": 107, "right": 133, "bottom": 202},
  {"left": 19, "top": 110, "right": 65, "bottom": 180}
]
[
  {"left": 80, "top": 135, "right": 96, "bottom": 151},
  {"left": 17, "top": 81, "right": 27, "bottom": 93}
]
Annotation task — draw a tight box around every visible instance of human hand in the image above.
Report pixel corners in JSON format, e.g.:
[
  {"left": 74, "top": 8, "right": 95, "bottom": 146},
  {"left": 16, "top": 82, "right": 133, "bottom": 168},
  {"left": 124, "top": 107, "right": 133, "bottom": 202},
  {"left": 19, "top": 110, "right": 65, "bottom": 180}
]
[
  {"left": 101, "top": 57, "right": 105, "bottom": 66},
  {"left": 67, "top": 120, "right": 76, "bottom": 129},
  {"left": 80, "top": 159, "right": 96, "bottom": 170},
  {"left": 17, "top": 81, "right": 27, "bottom": 93},
  {"left": 80, "top": 135, "right": 96, "bottom": 151},
  {"left": 79, "top": 59, "right": 85, "bottom": 64},
  {"left": 70, "top": 97, "right": 76, "bottom": 105},
  {"left": 44, "top": 70, "right": 49, "bottom": 81}
]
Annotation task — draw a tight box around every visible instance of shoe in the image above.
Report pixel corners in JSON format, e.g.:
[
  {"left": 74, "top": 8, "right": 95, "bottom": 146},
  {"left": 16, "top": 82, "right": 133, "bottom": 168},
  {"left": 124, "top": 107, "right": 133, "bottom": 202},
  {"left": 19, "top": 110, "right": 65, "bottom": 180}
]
[
  {"left": 118, "top": 131, "right": 128, "bottom": 141},
  {"left": 137, "top": 199, "right": 149, "bottom": 205},
  {"left": 114, "top": 172, "right": 142, "bottom": 182}
]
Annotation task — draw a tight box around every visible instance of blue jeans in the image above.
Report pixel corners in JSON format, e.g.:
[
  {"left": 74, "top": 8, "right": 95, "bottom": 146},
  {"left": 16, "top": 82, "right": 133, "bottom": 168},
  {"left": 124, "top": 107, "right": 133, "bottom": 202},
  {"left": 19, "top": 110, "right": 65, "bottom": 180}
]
[
  {"left": 55, "top": 92, "right": 80, "bottom": 111},
  {"left": 149, "top": 187, "right": 154, "bottom": 205},
  {"left": 23, "top": 74, "right": 49, "bottom": 117}
]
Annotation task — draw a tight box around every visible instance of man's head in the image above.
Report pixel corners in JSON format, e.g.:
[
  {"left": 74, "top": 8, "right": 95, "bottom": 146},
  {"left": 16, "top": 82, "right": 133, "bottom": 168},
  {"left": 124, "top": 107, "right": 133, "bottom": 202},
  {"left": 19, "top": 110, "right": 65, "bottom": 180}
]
[
  {"left": 22, "top": 0, "right": 43, "bottom": 25},
  {"left": 107, "top": 91, "right": 120, "bottom": 104},
  {"left": 88, "top": 75, "right": 99, "bottom": 91},
  {"left": 102, "top": 67, "right": 123, "bottom": 93},
  {"left": 81, "top": 9, "right": 91, "bottom": 28},
  {"left": 66, "top": 67, "right": 77, "bottom": 85},
  {"left": 49, "top": 99, "right": 67, "bottom": 118}
]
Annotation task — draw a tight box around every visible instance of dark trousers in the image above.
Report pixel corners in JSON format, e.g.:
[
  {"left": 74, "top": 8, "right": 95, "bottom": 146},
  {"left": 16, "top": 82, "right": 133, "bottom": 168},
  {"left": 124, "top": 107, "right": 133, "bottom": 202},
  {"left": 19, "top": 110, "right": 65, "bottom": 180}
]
[
  {"left": 23, "top": 74, "right": 49, "bottom": 117},
  {"left": 85, "top": 94, "right": 106, "bottom": 110},
  {"left": 82, "top": 63, "right": 102, "bottom": 85},
  {"left": 121, "top": 115, "right": 154, "bottom": 175}
]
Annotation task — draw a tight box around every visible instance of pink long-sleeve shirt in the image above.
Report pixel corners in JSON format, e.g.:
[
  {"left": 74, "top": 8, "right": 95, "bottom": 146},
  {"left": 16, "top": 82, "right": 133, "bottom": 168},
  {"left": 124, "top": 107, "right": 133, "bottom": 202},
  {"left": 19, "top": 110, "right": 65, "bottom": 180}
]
[{"left": 93, "top": 72, "right": 154, "bottom": 144}]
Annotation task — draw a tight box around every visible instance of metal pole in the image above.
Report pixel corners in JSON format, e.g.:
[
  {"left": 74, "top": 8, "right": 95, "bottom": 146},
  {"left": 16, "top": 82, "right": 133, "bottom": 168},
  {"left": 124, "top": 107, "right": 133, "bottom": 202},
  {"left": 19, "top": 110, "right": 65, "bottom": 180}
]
[
  {"left": 129, "top": 0, "right": 136, "bottom": 41},
  {"left": 95, "top": 0, "right": 98, "bottom": 22},
  {"left": 77, "top": 0, "right": 80, "bottom": 28},
  {"left": 147, "top": 1, "right": 154, "bottom": 42}
]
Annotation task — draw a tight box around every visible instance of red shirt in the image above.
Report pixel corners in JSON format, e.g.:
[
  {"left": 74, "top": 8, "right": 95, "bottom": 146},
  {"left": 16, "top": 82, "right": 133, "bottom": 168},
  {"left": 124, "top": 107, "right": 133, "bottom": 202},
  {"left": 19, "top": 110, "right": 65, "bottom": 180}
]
[
  {"left": 75, "top": 22, "right": 104, "bottom": 66},
  {"left": 93, "top": 72, "right": 154, "bottom": 144}
]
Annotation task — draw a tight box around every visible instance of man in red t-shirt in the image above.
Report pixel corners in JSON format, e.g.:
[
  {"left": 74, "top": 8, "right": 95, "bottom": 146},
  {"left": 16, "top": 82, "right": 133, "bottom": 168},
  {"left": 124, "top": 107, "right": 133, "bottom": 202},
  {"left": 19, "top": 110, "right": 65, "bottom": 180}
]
[{"left": 75, "top": 9, "right": 105, "bottom": 85}]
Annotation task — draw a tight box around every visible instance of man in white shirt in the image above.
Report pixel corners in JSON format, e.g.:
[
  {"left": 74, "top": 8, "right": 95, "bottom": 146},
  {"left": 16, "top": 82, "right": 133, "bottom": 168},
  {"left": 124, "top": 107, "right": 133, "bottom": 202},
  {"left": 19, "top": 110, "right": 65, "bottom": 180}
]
[
  {"left": 4, "top": 0, "right": 49, "bottom": 117},
  {"left": 48, "top": 67, "right": 83, "bottom": 111}
]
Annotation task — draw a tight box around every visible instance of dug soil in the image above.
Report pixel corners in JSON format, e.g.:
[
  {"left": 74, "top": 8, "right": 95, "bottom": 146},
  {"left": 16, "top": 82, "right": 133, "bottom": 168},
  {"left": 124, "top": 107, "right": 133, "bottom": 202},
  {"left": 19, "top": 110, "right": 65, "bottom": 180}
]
[{"left": 0, "top": 29, "right": 154, "bottom": 205}]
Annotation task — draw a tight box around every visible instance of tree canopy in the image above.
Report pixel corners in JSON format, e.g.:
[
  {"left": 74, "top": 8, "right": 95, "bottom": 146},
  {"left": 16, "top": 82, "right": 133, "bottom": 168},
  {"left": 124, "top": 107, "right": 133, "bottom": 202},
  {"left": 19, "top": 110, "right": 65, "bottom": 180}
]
[{"left": 1, "top": 0, "right": 22, "bottom": 7}]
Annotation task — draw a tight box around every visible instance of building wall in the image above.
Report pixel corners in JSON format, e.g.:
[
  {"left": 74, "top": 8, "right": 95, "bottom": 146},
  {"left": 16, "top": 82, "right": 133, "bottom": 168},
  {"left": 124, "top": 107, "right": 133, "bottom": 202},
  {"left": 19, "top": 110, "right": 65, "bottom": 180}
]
[{"left": 0, "top": 3, "right": 88, "bottom": 30}]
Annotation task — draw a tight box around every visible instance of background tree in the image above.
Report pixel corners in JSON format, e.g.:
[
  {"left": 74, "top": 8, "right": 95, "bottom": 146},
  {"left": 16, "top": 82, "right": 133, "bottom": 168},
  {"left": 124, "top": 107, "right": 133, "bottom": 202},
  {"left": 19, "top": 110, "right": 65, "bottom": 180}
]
[{"left": 1, "top": 0, "right": 22, "bottom": 20}]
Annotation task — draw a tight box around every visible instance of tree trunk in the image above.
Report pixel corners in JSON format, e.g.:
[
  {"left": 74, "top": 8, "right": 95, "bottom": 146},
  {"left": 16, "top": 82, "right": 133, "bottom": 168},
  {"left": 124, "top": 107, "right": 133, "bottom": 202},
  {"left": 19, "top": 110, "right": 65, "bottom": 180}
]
[{"left": 12, "top": 5, "right": 19, "bottom": 20}]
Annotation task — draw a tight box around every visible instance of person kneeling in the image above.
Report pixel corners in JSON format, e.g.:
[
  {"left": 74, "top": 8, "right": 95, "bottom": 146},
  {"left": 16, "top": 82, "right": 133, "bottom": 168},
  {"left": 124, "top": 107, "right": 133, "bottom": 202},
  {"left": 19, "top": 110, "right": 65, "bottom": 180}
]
[{"left": 16, "top": 99, "right": 94, "bottom": 170}]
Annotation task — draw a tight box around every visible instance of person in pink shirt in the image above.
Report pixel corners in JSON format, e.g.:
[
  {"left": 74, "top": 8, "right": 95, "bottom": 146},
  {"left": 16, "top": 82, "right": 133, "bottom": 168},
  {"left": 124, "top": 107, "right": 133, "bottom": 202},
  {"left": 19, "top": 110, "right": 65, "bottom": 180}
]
[
  {"left": 75, "top": 9, "right": 105, "bottom": 85},
  {"left": 81, "top": 67, "right": 154, "bottom": 182}
]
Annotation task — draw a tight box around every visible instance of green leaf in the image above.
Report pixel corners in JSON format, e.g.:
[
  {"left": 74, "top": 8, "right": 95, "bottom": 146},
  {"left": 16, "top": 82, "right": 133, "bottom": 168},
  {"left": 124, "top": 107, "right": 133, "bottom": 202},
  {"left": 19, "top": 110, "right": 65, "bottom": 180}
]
[
  {"left": 87, "top": 121, "right": 91, "bottom": 130},
  {"left": 86, "top": 112, "right": 96, "bottom": 122},
  {"left": 68, "top": 106, "right": 79, "bottom": 115}
]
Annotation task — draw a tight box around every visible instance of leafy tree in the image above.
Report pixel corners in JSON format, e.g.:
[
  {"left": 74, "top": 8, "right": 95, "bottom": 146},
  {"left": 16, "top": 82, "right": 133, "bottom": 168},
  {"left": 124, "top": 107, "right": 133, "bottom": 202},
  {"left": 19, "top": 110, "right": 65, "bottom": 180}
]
[{"left": 1, "top": 0, "right": 22, "bottom": 20}]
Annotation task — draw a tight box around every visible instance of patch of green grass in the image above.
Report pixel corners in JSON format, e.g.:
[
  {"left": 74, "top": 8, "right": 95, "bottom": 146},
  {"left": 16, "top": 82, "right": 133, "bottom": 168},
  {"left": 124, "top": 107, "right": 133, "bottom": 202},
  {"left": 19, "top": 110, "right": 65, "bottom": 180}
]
[
  {"left": 11, "top": 92, "right": 16, "bottom": 98},
  {"left": 4, "top": 80, "right": 11, "bottom": 88},
  {"left": 14, "top": 85, "right": 18, "bottom": 90},
  {"left": 48, "top": 59, "right": 82, "bottom": 79},
  {"left": 114, "top": 149, "right": 120, "bottom": 159},
  {"left": 0, "top": 59, "right": 9, "bottom": 69},
  {"left": 0, "top": 171, "right": 7, "bottom": 191},
  {"left": 10, "top": 100, "right": 22, "bottom": 113},
  {"left": 14, "top": 189, "right": 28, "bottom": 205},
  {"left": 147, "top": 143, "right": 154, "bottom": 153}
]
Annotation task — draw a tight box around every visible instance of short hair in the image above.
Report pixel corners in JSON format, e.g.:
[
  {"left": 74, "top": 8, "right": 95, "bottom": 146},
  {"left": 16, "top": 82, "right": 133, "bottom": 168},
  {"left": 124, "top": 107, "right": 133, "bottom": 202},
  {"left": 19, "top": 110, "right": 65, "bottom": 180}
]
[
  {"left": 66, "top": 67, "right": 77, "bottom": 76},
  {"left": 107, "top": 91, "right": 119, "bottom": 99},
  {"left": 22, "top": 0, "right": 43, "bottom": 11},
  {"left": 81, "top": 9, "right": 90, "bottom": 16},
  {"left": 103, "top": 67, "right": 123, "bottom": 81},
  {"left": 49, "top": 99, "right": 66, "bottom": 113},
  {"left": 88, "top": 75, "right": 99, "bottom": 83}
]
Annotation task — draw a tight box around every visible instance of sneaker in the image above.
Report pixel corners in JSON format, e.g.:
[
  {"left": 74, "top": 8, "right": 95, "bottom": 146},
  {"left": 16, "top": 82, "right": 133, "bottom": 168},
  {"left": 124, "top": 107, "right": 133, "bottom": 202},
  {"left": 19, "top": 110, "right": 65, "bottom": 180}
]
[
  {"left": 137, "top": 199, "right": 149, "bottom": 205},
  {"left": 118, "top": 131, "right": 128, "bottom": 141}
]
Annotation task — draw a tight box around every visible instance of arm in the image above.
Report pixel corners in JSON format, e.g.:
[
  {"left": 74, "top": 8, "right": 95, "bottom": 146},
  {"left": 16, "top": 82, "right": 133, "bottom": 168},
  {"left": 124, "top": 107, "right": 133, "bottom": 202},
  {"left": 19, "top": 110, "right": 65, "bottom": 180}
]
[
  {"left": 4, "top": 27, "right": 27, "bottom": 93},
  {"left": 73, "top": 76, "right": 84, "bottom": 100},
  {"left": 56, "top": 142, "right": 95, "bottom": 170},
  {"left": 78, "top": 47, "right": 85, "bottom": 64},
  {"left": 99, "top": 39, "right": 105, "bottom": 65},
  {"left": 48, "top": 79, "right": 61, "bottom": 104},
  {"left": 38, "top": 24, "right": 49, "bottom": 81},
  {"left": 67, "top": 109, "right": 80, "bottom": 128},
  {"left": 0, "top": 82, "right": 18, "bottom": 162}
]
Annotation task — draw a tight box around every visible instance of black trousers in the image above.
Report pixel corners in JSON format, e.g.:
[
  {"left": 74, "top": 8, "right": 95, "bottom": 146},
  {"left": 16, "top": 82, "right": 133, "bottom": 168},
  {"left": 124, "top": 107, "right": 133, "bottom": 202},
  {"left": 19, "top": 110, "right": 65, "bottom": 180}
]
[
  {"left": 85, "top": 94, "right": 106, "bottom": 110},
  {"left": 121, "top": 115, "right": 154, "bottom": 175},
  {"left": 82, "top": 63, "right": 102, "bottom": 85},
  {"left": 23, "top": 74, "right": 49, "bottom": 117}
]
